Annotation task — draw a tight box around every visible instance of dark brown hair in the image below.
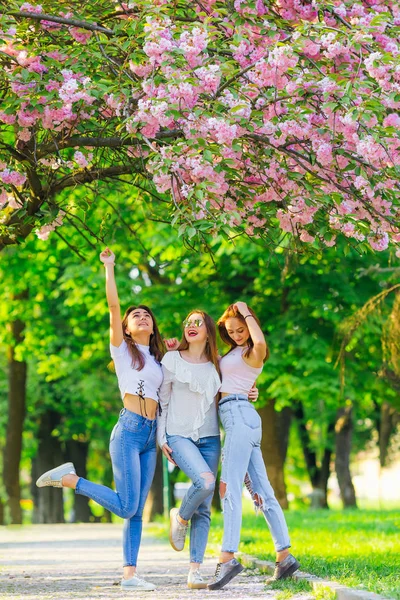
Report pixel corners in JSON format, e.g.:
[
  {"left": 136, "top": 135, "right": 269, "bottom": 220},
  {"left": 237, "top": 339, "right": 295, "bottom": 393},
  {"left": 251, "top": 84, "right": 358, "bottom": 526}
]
[
  {"left": 122, "top": 304, "right": 164, "bottom": 369},
  {"left": 217, "top": 304, "right": 269, "bottom": 361},
  {"left": 177, "top": 309, "right": 220, "bottom": 376}
]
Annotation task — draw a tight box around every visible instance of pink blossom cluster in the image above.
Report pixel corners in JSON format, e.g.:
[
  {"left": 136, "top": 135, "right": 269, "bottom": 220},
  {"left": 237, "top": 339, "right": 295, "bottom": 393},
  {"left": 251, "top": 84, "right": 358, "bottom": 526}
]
[
  {"left": 0, "top": 168, "right": 27, "bottom": 187},
  {"left": 35, "top": 211, "right": 65, "bottom": 241},
  {"left": 0, "top": 0, "right": 400, "bottom": 255}
]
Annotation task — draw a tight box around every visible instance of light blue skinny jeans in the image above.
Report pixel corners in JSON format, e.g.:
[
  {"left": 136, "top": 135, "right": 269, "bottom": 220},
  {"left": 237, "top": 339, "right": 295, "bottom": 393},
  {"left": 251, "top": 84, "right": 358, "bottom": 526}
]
[
  {"left": 219, "top": 395, "right": 291, "bottom": 553},
  {"left": 167, "top": 434, "right": 221, "bottom": 564},
  {"left": 75, "top": 408, "right": 157, "bottom": 567}
]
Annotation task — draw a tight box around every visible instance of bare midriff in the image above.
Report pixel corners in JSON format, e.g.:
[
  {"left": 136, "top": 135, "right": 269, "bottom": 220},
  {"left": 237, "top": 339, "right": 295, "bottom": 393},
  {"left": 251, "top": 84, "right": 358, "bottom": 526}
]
[
  {"left": 123, "top": 393, "right": 158, "bottom": 420},
  {"left": 221, "top": 392, "right": 233, "bottom": 398}
]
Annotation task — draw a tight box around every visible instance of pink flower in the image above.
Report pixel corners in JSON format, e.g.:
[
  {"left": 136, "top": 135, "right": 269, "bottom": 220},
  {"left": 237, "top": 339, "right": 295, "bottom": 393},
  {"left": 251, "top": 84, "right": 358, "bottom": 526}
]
[
  {"left": 36, "top": 211, "right": 65, "bottom": 241},
  {"left": 0, "top": 189, "right": 8, "bottom": 208},
  {"left": 368, "top": 231, "right": 389, "bottom": 251},
  {"left": 17, "top": 129, "right": 32, "bottom": 142},
  {"left": 383, "top": 113, "right": 400, "bottom": 128},
  {"left": 0, "top": 111, "right": 16, "bottom": 124},
  {"left": 69, "top": 27, "right": 92, "bottom": 44},
  {"left": 74, "top": 151, "right": 90, "bottom": 168},
  {"left": 0, "top": 169, "right": 27, "bottom": 186},
  {"left": 21, "top": 3, "right": 43, "bottom": 12}
]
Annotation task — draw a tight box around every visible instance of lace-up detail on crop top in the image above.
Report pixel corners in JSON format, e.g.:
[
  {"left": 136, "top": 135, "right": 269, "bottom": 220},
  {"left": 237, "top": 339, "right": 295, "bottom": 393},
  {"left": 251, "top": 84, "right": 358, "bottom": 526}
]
[
  {"left": 219, "top": 346, "right": 263, "bottom": 395},
  {"left": 110, "top": 340, "right": 163, "bottom": 402}
]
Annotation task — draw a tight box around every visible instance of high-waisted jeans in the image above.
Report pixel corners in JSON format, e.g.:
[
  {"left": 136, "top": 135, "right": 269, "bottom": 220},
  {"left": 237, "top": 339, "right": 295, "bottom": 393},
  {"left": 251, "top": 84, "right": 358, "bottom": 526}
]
[
  {"left": 219, "top": 395, "right": 290, "bottom": 553},
  {"left": 167, "top": 434, "right": 221, "bottom": 564},
  {"left": 75, "top": 408, "right": 157, "bottom": 567}
]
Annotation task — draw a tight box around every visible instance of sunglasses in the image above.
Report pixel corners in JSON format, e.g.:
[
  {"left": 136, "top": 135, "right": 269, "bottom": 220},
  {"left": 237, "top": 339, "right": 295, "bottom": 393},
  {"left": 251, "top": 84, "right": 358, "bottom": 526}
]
[{"left": 183, "top": 318, "right": 204, "bottom": 328}]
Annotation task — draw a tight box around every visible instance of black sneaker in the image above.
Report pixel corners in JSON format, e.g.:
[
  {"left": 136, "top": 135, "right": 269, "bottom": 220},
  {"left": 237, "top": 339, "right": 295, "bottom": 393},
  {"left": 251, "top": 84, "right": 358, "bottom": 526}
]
[
  {"left": 265, "top": 554, "right": 300, "bottom": 583},
  {"left": 208, "top": 558, "right": 244, "bottom": 590}
]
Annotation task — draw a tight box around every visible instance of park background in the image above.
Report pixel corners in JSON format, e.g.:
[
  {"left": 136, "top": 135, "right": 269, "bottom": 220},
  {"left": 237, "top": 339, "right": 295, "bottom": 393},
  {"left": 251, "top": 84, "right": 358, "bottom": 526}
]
[{"left": 0, "top": 1, "right": 400, "bottom": 598}]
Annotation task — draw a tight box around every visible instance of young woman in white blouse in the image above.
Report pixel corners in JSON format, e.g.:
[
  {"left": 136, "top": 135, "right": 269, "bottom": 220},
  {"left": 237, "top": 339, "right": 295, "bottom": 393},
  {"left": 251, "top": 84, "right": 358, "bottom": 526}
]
[
  {"left": 208, "top": 301, "right": 299, "bottom": 591},
  {"left": 36, "top": 248, "right": 164, "bottom": 591},
  {"left": 157, "top": 309, "right": 222, "bottom": 589}
]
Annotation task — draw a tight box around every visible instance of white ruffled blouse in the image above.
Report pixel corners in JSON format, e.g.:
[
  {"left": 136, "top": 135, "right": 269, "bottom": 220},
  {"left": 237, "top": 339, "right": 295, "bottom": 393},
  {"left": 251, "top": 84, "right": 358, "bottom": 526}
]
[{"left": 157, "top": 351, "right": 221, "bottom": 448}]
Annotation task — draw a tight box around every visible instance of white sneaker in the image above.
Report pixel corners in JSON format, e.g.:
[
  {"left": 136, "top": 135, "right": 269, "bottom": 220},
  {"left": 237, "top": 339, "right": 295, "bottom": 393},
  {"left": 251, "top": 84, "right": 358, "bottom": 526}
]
[
  {"left": 36, "top": 462, "right": 76, "bottom": 488},
  {"left": 121, "top": 575, "right": 156, "bottom": 591},
  {"left": 188, "top": 568, "right": 207, "bottom": 589},
  {"left": 169, "top": 507, "right": 188, "bottom": 551}
]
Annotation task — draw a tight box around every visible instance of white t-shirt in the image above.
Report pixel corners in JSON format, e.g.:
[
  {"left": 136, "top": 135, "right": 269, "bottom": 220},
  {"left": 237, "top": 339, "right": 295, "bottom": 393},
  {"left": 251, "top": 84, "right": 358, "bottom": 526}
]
[
  {"left": 110, "top": 339, "right": 163, "bottom": 402},
  {"left": 157, "top": 351, "right": 221, "bottom": 447}
]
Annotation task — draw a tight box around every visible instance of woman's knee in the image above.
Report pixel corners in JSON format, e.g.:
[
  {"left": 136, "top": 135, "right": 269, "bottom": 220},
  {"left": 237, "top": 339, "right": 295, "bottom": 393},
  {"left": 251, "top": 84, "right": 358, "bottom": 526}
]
[
  {"left": 196, "top": 471, "right": 215, "bottom": 493},
  {"left": 120, "top": 501, "right": 139, "bottom": 519}
]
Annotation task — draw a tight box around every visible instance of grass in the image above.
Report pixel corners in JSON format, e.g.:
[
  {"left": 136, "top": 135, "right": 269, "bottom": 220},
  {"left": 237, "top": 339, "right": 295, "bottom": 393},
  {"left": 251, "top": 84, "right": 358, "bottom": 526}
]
[{"left": 147, "top": 501, "right": 400, "bottom": 599}]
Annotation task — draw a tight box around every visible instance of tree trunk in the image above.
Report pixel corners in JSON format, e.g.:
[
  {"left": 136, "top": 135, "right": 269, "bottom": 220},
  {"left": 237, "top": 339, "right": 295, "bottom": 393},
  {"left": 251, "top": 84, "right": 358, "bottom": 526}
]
[
  {"left": 0, "top": 497, "right": 4, "bottom": 525},
  {"left": 259, "top": 399, "right": 288, "bottom": 508},
  {"left": 294, "top": 402, "right": 333, "bottom": 508},
  {"left": 31, "top": 410, "right": 65, "bottom": 523},
  {"left": 3, "top": 304, "right": 28, "bottom": 524},
  {"left": 379, "top": 402, "right": 398, "bottom": 467},
  {"left": 276, "top": 407, "right": 292, "bottom": 464},
  {"left": 66, "top": 439, "right": 92, "bottom": 522},
  {"left": 335, "top": 405, "right": 357, "bottom": 508},
  {"left": 143, "top": 448, "right": 163, "bottom": 523}
]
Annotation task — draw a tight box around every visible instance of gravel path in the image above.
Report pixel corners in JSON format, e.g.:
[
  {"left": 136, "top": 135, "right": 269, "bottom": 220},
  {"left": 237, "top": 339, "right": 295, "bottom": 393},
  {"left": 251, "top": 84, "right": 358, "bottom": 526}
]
[{"left": 0, "top": 523, "right": 312, "bottom": 599}]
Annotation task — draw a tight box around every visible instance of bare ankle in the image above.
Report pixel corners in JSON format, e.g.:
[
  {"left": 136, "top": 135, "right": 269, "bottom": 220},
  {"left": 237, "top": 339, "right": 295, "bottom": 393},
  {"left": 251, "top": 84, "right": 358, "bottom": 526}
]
[
  {"left": 177, "top": 514, "right": 188, "bottom": 526},
  {"left": 276, "top": 549, "right": 290, "bottom": 562},
  {"left": 123, "top": 566, "right": 136, "bottom": 579},
  {"left": 61, "top": 474, "right": 79, "bottom": 489},
  {"left": 220, "top": 552, "right": 234, "bottom": 564}
]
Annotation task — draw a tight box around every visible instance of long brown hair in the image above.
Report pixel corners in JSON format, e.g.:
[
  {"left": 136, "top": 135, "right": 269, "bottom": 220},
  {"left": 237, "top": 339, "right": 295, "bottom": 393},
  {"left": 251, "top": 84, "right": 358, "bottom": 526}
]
[
  {"left": 122, "top": 304, "right": 164, "bottom": 369},
  {"left": 217, "top": 304, "right": 269, "bottom": 361},
  {"left": 177, "top": 309, "right": 220, "bottom": 376}
]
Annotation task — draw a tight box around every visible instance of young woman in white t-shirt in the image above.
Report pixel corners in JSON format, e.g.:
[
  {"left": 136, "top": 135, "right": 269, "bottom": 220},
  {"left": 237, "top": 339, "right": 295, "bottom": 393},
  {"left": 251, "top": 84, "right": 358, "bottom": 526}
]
[
  {"left": 36, "top": 248, "right": 164, "bottom": 591},
  {"left": 208, "top": 301, "right": 299, "bottom": 590}
]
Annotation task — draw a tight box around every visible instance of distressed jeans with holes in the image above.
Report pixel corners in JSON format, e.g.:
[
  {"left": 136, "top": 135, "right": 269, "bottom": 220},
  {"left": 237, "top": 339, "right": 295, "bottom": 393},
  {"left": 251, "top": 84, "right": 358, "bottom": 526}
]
[
  {"left": 219, "top": 396, "right": 291, "bottom": 553},
  {"left": 167, "top": 434, "right": 221, "bottom": 563},
  {"left": 75, "top": 408, "right": 157, "bottom": 567}
]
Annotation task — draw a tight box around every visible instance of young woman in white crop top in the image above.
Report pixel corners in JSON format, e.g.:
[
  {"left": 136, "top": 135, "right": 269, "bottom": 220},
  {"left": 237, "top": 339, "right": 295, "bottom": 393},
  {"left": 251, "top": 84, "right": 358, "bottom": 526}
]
[
  {"left": 208, "top": 301, "right": 299, "bottom": 591},
  {"left": 36, "top": 248, "right": 164, "bottom": 592}
]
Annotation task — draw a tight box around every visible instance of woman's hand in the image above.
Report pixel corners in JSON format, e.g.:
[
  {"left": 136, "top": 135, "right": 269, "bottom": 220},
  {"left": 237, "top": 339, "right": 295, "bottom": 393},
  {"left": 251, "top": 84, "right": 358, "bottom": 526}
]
[
  {"left": 162, "top": 443, "right": 177, "bottom": 466},
  {"left": 100, "top": 247, "right": 115, "bottom": 265},
  {"left": 248, "top": 384, "right": 259, "bottom": 402},
  {"left": 234, "top": 301, "right": 249, "bottom": 315},
  {"left": 164, "top": 337, "right": 180, "bottom": 351}
]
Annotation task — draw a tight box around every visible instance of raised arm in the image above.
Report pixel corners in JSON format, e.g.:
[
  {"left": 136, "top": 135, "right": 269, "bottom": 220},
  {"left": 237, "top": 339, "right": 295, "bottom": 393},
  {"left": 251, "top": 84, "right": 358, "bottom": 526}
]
[
  {"left": 234, "top": 301, "right": 268, "bottom": 367},
  {"left": 100, "top": 247, "right": 123, "bottom": 347}
]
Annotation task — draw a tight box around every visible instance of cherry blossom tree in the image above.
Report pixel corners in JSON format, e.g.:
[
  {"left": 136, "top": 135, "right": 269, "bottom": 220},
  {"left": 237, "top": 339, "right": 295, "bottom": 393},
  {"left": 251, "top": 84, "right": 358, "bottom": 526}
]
[{"left": 0, "top": 0, "right": 399, "bottom": 254}]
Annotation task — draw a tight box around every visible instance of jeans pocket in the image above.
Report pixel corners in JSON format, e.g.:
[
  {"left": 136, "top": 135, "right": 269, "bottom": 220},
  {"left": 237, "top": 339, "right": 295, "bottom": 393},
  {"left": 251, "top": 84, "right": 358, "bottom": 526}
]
[
  {"left": 110, "top": 422, "right": 119, "bottom": 442},
  {"left": 238, "top": 404, "right": 260, "bottom": 430},
  {"left": 120, "top": 414, "right": 144, "bottom": 433}
]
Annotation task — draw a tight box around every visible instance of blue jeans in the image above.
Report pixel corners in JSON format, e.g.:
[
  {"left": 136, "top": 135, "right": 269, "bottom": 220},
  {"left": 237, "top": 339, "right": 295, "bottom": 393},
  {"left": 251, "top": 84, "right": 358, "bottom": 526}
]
[
  {"left": 219, "top": 396, "right": 291, "bottom": 553},
  {"left": 75, "top": 408, "right": 157, "bottom": 567},
  {"left": 167, "top": 434, "right": 221, "bottom": 563}
]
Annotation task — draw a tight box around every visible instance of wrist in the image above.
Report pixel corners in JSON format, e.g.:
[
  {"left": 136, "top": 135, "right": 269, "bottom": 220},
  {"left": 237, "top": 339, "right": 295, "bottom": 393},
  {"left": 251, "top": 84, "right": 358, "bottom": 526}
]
[
  {"left": 104, "top": 262, "right": 115, "bottom": 267},
  {"left": 244, "top": 314, "right": 254, "bottom": 319}
]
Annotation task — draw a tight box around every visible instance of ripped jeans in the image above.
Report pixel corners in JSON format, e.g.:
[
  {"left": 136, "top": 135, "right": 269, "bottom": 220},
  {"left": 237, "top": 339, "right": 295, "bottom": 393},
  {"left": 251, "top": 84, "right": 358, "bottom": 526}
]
[
  {"left": 167, "top": 434, "right": 221, "bottom": 563},
  {"left": 75, "top": 408, "right": 157, "bottom": 567},
  {"left": 219, "top": 396, "right": 290, "bottom": 553}
]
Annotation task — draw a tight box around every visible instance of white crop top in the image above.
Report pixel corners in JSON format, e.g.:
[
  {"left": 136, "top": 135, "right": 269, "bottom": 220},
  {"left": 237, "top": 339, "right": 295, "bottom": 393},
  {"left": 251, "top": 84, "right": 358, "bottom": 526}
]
[
  {"left": 219, "top": 346, "right": 263, "bottom": 395},
  {"left": 110, "top": 339, "right": 163, "bottom": 402}
]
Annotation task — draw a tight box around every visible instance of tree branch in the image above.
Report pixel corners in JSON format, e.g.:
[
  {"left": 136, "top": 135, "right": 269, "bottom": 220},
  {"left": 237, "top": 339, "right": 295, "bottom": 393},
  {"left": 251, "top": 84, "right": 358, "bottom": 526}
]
[
  {"left": 52, "top": 164, "right": 145, "bottom": 193},
  {"left": 36, "top": 130, "right": 183, "bottom": 158},
  {"left": 6, "top": 11, "right": 114, "bottom": 35}
]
